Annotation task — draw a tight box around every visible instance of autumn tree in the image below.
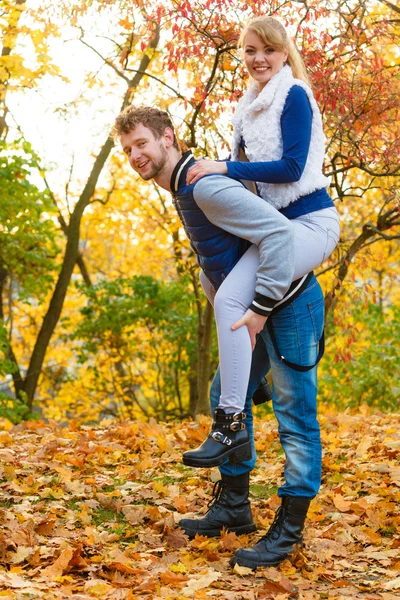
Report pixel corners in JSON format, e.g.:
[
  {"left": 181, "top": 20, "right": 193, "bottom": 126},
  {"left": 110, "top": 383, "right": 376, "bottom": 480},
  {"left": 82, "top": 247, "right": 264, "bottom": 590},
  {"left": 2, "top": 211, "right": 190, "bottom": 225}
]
[
  {"left": 1, "top": 0, "right": 165, "bottom": 416},
  {"left": 1, "top": 0, "right": 399, "bottom": 421},
  {"left": 0, "top": 141, "right": 59, "bottom": 420}
]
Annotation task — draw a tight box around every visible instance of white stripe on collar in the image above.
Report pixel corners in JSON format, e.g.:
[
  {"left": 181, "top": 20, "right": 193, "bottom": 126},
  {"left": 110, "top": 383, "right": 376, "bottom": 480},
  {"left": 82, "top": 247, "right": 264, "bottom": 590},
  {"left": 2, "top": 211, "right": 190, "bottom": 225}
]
[{"left": 173, "top": 153, "right": 193, "bottom": 193}]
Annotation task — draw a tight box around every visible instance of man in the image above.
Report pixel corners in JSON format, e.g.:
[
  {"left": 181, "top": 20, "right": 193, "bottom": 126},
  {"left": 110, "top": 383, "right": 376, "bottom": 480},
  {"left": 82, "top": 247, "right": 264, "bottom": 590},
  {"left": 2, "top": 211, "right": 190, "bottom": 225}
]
[{"left": 113, "top": 106, "right": 324, "bottom": 569}]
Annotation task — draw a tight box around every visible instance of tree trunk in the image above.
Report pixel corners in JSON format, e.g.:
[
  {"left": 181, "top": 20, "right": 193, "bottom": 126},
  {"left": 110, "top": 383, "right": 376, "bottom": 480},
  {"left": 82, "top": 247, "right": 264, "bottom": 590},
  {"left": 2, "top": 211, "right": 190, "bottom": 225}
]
[
  {"left": 18, "top": 26, "right": 161, "bottom": 409},
  {"left": 196, "top": 299, "right": 213, "bottom": 415},
  {"left": 0, "top": 261, "right": 24, "bottom": 397},
  {"left": 22, "top": 137, "right": 115, "bottom": 408},
  {"left": 188, "top": 373, "right": 197, "bottom": 417},
  {"left": 0, "top": 0, "right": 26, "bottom": 139},
  {"left": 189, "top": 269, "right": 215, "bottom": 416}
]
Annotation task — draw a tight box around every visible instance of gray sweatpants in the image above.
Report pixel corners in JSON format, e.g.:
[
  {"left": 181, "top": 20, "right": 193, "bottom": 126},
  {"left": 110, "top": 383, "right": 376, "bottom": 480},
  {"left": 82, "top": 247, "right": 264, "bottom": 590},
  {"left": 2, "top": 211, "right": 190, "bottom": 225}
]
[
  {"left": 193, "top": 175, "right": 340, "bottom": 413},
  {"left": 193, "top": 176, "right": 295, "bottom": 303}
]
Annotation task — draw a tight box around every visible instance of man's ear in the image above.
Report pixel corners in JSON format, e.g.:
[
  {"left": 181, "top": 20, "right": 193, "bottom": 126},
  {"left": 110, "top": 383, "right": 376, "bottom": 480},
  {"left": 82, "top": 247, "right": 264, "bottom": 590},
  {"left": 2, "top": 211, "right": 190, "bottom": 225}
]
[{"left": 163, "top": 127, "right": 175, "bottom": 148}]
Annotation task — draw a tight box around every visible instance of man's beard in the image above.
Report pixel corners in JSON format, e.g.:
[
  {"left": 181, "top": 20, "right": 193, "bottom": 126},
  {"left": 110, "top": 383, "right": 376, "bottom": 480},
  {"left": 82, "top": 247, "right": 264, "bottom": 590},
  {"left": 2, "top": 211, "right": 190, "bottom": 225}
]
[{"left": 140, "top": 145, "right": 168, "bottom": 181}]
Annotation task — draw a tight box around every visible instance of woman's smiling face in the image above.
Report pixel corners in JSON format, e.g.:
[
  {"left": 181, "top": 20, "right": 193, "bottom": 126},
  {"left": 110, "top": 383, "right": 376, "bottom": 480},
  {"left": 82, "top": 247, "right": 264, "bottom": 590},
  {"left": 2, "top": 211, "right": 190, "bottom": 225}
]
[{"left": 243, "top": 30, "right": 288, "bottom": 92}]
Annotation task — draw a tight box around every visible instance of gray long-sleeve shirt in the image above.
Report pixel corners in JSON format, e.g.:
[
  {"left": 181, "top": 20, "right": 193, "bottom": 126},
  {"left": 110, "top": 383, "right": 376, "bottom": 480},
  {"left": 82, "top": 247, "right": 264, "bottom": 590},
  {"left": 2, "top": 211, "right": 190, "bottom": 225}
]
[{"left": 193, "top": 175, "right": 295, "bottom": 316}]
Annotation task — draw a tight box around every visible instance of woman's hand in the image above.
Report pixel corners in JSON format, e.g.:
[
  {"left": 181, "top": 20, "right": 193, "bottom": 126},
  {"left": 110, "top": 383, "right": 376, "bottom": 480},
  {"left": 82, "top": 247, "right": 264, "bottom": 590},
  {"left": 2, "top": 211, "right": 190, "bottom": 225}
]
[
  {"left": 231, "top": 309, "right": 268, "bottom": 350},
  {"left": 186, "top": 160, "right": 228, "bottom": 185}
]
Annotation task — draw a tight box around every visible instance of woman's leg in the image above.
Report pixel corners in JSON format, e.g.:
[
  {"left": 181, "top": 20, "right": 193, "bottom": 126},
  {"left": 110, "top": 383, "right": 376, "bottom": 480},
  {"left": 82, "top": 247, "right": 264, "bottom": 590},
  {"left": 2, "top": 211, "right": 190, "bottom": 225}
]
[
  {"left": 193, "top": 176, "right": 295, "bottom": 307},
  {"left": 212, "top": 245, "right": 260, "bottom": 413},
  {"left": 182, "top": 249, "right": 259, "bottom": 468},
  {"left": 292, "top": 206, "right": 340, "bottom": 278},
  {"left": 199, "top": 198, "right": 339, "bottom": 415},
  {"left": 206, "top": 207, "right": 339, "bottom": 414}
]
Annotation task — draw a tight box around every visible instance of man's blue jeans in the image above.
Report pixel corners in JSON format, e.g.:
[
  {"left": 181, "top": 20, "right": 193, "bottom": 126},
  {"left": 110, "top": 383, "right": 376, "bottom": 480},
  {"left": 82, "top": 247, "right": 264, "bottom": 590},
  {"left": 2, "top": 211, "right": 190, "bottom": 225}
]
[{"left": 209, "top": 275, "right": 324, "bottom": 499}]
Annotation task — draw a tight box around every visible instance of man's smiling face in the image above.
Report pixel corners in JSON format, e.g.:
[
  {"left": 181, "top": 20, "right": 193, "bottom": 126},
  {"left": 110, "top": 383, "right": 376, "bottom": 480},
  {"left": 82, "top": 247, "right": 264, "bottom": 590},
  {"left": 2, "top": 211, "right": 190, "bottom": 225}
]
[{"left": 121, "top": 123, "right": 169, "bottom": 181}]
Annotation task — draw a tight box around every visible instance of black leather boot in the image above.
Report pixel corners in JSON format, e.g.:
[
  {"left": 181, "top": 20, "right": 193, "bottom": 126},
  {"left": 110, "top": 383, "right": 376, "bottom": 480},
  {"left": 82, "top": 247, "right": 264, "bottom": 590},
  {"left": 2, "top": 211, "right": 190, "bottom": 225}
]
[
  {"left": 252, "top": 378, "right": 272, "bottom": 405},
  {"left": 179, "top": 472, "right": 256, "bottom": 538},
  {"left": 231, "top": 496, "right": 311, "bottom": 569},
  {"left": 182, "top": 408, "right": 252, "bottom": 468}
]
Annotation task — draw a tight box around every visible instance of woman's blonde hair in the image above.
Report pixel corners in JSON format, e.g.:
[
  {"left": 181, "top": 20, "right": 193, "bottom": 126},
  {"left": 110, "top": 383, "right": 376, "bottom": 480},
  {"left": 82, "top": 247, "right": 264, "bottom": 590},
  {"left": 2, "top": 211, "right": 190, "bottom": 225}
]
[{"left": 239, "top": 16, "right": 311, "bottom": 86}]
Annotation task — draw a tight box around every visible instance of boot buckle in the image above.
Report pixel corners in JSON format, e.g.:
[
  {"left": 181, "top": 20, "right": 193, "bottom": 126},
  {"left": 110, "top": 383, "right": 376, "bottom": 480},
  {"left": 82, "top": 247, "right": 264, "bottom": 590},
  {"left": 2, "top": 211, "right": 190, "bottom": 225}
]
[
  {"left": 230, "top": 421, "right": 245, "bottom": 432},
  {"left": 212, "top": 431, "right": 232, "bottom": 446},
  {"left": 232, "top": 412, "right": 246, "bottom": 421}
]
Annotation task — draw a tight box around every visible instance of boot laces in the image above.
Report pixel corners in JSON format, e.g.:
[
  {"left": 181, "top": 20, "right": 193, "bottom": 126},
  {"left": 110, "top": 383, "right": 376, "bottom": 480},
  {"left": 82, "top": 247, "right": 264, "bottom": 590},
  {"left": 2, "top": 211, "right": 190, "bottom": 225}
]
[
  {"left": 261, "top": 505, "right": 286, "bottom": 542},
  {"left": 206, "top": 480, "right": 223, "bottom": 512}
]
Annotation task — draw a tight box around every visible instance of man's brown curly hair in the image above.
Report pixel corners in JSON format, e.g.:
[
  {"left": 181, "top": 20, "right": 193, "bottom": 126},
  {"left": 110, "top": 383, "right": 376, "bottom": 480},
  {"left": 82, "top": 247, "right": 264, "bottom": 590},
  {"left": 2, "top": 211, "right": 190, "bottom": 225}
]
[{"left": 112, "top": 106, "right": 179, "bottom": 150}]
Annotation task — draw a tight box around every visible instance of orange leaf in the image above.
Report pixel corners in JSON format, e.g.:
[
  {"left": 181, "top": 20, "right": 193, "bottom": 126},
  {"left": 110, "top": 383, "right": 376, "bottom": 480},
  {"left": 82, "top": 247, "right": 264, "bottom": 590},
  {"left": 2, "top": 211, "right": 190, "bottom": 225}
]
[
  {"left": 261, "top": 577, "right": 297, "bottom": 597},
  {"left": 121, "top": 505, "right": 146, "bottom": 525},
  {"left": 96, "top": 493, "right": 120, "bottom": 511},
  {"left": 35, "top": 517, "right": 56, "bottom": 536},
  {"left": 109, "top": 562, "right": 141, "bottom": 575},
  {"left": 119, "top": 18, "right": 133, "bottom": 29},
  {"left": 137, "top": 577, "right": 156, "bottom": 593},
  {"left": 361, "top": 526, "right": 382, "bottom": 544},
  {"left": 333, "top": 494, "right": 352, "bottom": 512},
  {"left": 63, "top": 455, "right": 85, "bottom": 469},
  {"left": 159, "top": 570, "right": 188, "bottom": 585},
  {"left": 219, "top": 530, "right": 240, "bottom": 551},
  {"left": 173, "top": 496, "right": 187, "bottom": 513},
  {"left": 41, "top": 546, "right": 74, "bottom": 577},
  {"left": 191, "top": 534, "right": 211, "bottom": 549},
  {"left": 119, "top": 48, "right": 129, "bottom": 65}
]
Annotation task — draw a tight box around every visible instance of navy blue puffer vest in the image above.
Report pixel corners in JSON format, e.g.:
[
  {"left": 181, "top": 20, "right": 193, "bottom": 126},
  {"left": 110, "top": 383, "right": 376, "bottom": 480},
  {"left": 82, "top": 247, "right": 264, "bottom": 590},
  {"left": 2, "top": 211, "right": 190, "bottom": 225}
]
[{"left": 170, "top": 152, "right": 250, "bottom": 290}]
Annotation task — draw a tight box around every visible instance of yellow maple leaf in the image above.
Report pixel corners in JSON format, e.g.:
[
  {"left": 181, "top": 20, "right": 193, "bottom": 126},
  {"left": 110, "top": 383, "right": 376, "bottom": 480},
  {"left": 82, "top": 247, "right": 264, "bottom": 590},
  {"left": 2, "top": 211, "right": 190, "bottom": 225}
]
[
  {"left": 84, "top": 579, "right": 113, "bottom": 596},
  {"left": 170, "top": 562, "right": 187, "bottom": 573}
]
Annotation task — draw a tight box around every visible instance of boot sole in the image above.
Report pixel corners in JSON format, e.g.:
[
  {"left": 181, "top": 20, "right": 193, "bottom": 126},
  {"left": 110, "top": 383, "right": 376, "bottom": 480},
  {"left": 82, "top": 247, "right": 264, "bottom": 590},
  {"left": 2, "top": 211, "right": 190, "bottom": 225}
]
[
  {"left": 182, "top": 441, "right": 252, "bottom": 468},
  {"left": 230, "top": 543, "right": 302, "bottom": 570},
  {"left": 183, "top": 522, "right": 257, "bottom": 539},
  {"left": 230, "top": 555, "right": 282, "bottom": 569}
]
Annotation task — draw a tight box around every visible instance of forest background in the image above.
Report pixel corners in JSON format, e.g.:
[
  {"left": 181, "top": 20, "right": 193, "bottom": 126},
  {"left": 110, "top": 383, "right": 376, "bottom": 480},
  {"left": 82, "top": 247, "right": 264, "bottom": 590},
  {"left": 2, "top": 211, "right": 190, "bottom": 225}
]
[{"left": 0, "top": 0, "right": 399, "bottom": 425}]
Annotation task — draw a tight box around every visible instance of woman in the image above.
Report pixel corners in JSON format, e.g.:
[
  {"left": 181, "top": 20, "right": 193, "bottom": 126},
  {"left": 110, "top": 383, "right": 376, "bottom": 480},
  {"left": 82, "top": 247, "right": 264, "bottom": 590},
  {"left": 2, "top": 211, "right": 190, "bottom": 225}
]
[{"left": 182, "top": 16, "right": 340, "bottom": 468}]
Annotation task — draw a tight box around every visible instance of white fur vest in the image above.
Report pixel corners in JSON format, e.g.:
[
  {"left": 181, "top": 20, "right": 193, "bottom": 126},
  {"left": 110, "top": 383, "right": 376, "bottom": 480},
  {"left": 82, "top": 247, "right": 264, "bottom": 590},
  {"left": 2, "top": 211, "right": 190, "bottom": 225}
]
[{"left": 231, "top": 65, "right": 329, "bottom": 210}]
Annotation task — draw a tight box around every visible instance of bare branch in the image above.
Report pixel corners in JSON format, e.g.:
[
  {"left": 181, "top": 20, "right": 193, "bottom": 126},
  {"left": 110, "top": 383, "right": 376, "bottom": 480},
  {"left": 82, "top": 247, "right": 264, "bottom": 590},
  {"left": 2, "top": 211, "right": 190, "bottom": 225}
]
[
  {"left": 89, "top": 178, "right": 117, "bottom": 206},
  {"left": 367, "top": 224, "right": 400, "bottom": 241},
  {"left": 377, "top": 0, "right": 400, "bottom": 15},
  {"left": 124, "top": 69, "right": 187, "bottom": 100},
  {"left": 78, "top": 31, "right": 131, "bottom": 83},
  {"left": 326, "top": 158, "right": 400, "bottom": 178},
  {"left": 316, "top": 259, "right": 341, "bottom": 277},
  {"left": 65, "top": 156, "right": 75, "bottom": 216}
]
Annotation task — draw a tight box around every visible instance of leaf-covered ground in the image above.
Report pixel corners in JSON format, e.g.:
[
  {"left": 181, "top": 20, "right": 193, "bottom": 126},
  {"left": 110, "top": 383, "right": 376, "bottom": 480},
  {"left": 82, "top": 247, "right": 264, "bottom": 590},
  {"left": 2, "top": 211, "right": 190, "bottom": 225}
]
[{"left": 0, "top": 408, "right": 399, "bottom": 600}]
